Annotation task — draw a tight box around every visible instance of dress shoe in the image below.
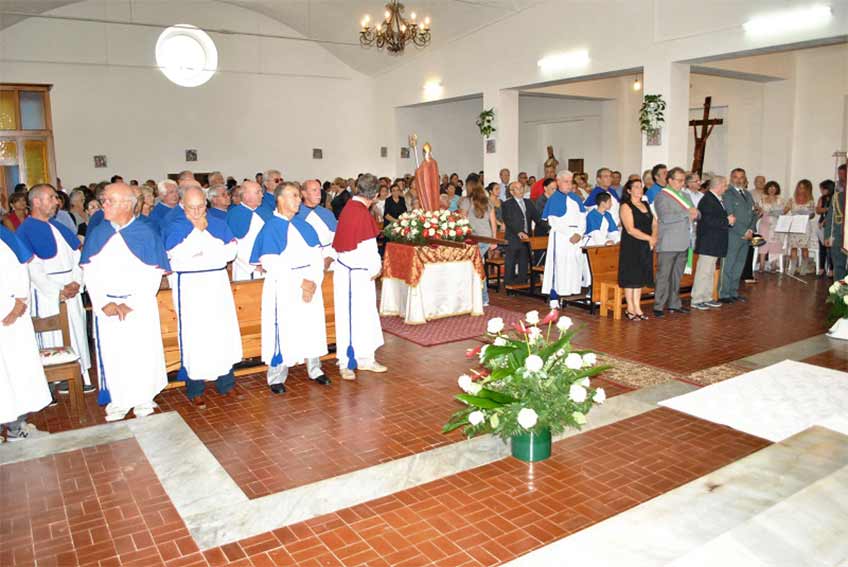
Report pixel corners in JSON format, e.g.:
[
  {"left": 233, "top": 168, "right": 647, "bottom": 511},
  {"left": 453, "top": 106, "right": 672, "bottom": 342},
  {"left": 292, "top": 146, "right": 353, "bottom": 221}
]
[
  {"left": 311, "top": 375, "right": 331, "bottom": 385},
  {"left": 690, "top": 303, "right": 709, "bottom": 311},
  {"left": 191, "top": 396, "right": 207, "bottom": 409},
  {"left": 734, "top": 295, "right": 747, "bottom": 303},
  {"left": 719, "top": 297, "right": 736, "bottom": 304},
  {"left": 704, "top": 301, "right": 722, "bottom": 308},
  {"left": 652, "top": 309, "right": 664, "bottom": 318},
  {"left": 340, "top": 368, "right": 356, "bottom": 381},
  {"left": 269, "top": 384, "right": 286, "bottom": 395},
  {"left": 359, "top": 361, "right": 388, "bottom": 373},
  {"left": 668, "top": 307, "right": 690, "bottom": 314}
]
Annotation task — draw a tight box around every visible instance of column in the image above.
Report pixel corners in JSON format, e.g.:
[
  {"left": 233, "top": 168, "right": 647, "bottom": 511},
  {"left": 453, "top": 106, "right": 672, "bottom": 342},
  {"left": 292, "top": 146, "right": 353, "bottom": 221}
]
[
  {"left": 483, "top": 88, "right": 519, "bottom": 186},
  {"left": 641, "top": 60, "right": 691, "bottom": 172}
]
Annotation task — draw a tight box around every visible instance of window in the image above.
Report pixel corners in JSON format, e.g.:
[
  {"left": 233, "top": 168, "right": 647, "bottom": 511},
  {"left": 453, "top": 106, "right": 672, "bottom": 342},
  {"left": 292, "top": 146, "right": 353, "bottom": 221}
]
[
  {"left": 0, "top": 84, "right": 55, "bottom": 197},
  {"left": 155, "top": 25, "right": 218, "bottom": 87}
]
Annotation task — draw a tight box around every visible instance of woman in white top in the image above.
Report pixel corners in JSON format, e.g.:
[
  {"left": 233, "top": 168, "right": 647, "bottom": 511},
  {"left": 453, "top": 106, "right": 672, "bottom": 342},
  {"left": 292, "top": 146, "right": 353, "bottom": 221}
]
[{"left": 783, "top": 179, "right": 816, "bottom": 275}]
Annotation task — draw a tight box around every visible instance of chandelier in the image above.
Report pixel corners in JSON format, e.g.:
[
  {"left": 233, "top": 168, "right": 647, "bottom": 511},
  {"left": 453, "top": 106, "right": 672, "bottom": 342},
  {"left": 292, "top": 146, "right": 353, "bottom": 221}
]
[{"left": 359, "top": 1, "right": 431, "bottom": 54}]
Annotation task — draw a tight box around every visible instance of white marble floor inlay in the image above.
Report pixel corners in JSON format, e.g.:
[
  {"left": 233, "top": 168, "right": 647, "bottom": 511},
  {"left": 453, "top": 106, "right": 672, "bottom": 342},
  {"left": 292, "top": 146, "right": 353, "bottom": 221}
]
[
  {"left": 659, "top": 360, "right": 848, "bottom": 442},
  {"left": 503, "top": 426, "right": 848, "bottom": 567},
  {"left": 0, "top": 381, "right": 694, "bottom": 550}
]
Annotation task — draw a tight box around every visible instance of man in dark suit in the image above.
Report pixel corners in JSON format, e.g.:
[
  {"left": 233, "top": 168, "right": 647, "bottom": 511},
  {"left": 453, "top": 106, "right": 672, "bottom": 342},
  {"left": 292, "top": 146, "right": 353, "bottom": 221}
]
[
  {"left": 691, "top": 176, "right": 733, "bottom": 310},
  {"left": 502, "top": 181, "right": 541, "bottom": 286},
  {"left": 719, "top": 168, "right": 756, "bottom": 302}
]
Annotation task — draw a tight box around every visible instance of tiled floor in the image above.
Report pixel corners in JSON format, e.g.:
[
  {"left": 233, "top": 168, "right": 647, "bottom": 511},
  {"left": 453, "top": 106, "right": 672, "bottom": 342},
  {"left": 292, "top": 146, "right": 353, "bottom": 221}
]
[{"left": 1, "top": 408, "right": 769, "bottom": 567}]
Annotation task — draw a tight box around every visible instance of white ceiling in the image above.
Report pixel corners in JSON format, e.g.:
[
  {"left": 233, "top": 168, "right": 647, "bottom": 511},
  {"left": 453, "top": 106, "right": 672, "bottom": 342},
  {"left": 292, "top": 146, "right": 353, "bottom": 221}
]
[{"left": 0, "top": 0, "right": 539, "bottom": 75}]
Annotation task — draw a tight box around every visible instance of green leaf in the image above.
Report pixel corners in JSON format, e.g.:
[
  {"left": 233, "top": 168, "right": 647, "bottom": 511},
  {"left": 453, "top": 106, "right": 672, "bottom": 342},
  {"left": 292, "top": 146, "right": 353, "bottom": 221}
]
[
  {"left": 477, "top": 388, "right": 517, "bottom": 404},
  {"left": 456, "top": 394, "right": 506, "bottom": 409}
]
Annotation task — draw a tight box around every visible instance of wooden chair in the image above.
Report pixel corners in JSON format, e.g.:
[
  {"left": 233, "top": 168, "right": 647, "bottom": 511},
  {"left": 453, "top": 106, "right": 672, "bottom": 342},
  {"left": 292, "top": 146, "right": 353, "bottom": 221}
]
[{"left": 32, "top": 301, "right": 86, "bottom": 424}]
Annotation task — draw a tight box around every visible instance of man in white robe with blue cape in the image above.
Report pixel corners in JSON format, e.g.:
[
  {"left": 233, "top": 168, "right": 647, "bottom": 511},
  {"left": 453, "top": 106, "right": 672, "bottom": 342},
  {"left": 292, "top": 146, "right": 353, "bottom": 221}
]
[
  {"left": 1, "top": 225, "right": 52, "bottom": 441},
  {"left": 541, "top": 171, "right": 587, "bottom": 307},
  {"left": 251, "top": 183, "right": 330, "bottom": 393},
  {"left": 149, "top": 179, "right": 179, "bottom": 231},
  {"left": 163, "top": 186, "right": 242, "bottom": 409},
  {"left": 81, "top": 183, "right": 170, "bottom": 421},
  {"left": 226, "top": 180, "right": 271, "bottom": 281},
  {"left": 17, "top": 184, "right": 93, "bottom": 391},
  {"left": 296, "top": 179, "right": 337, "bottom": 271}
]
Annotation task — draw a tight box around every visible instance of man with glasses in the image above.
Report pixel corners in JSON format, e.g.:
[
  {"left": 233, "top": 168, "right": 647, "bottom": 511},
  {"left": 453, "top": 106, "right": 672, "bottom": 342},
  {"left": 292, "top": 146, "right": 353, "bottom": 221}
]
[
  {"left": 162, "top": 186, "right": 243, "bottom": 408},
  {"left": 227, "top": 180, "right": 271, "bottom": 281},
  {"left": 261, "top": 169, "right": 284, "bottom": 211}
]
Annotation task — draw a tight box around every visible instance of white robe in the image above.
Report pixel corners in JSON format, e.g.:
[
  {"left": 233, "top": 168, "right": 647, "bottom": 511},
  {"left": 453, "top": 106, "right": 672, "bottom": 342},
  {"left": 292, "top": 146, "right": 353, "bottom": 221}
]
[
  {"left": 82, "top": 228, "right": 167, "bottom": 410},
  {"left": 303, "top": 209, "right": 337, "bottom": 267},
  {"left": 333, "top": 237, "right": 383, "bottom": 366},
  {"left": 28, "top": 224, "right": 92, "bottom": 383},
  {"left": 232, "top": 208, "right": 266, "bottom": 281},
  {"left": 585, "top": 217, "right": 621, "bottom": 247},
  {"left": 586, "top": 192, "right": 620, "bottom": 225},
  {"left": 0, "top": 241, "right": 51, "bottom": 424},
  {"left": 542, "top": 197, "right": 587, "bottom": 297},
  {"left": 167, "top": 229, "right": 242, "bottom": 381},
  {"left": 256, "top": 218, "right": 327, "bottom": 367}
]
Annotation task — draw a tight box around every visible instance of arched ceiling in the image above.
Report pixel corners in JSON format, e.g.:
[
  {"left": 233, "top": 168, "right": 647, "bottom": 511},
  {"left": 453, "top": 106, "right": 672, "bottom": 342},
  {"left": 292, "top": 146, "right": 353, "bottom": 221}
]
[{"left": 0, "top": 0, "right": 539, "bottom": 75}]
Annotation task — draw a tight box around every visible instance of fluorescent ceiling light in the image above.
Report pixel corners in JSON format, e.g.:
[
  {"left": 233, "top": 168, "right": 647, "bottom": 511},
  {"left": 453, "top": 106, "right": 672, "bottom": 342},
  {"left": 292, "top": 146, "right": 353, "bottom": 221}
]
[
  {"left": 537, "top": 50, "right": 590, "bottom": 73},
  {"left": 743, "top": 4, "right": 832, "bottom": 36}
]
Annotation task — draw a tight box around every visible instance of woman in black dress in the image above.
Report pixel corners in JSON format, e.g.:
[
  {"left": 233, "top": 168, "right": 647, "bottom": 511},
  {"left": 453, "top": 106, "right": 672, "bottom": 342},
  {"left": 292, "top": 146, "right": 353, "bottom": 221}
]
[
  {"left": 383, "top": 183, "right": 407, "bottom": 225},
  {"left": 618, "top": 179, "right": 657, "bottom": 320}
]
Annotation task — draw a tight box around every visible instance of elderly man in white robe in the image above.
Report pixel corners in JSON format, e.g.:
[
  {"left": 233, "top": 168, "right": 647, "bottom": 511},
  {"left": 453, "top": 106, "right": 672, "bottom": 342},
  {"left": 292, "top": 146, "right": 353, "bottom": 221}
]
[
  {"left": 16, "top": 184, "right": 93, "bottom": 393},
  {"left": 296, "top": 179, "right": 337, "bottom": 271},
  {"left": 81, "top": 183, "right": 170, "bottom": 421},
  {"left": 163, "top": 186, "right": 243, "bottom": 408},
  {"left": 332, "top": 174, "right": 386, "bottom": 380},
  {"left": 541, "top": 170, "right": 587, "bottom": 307},
  {"left": 226, "top": 180, "right": 270, "bottom": 281},
  {"left": 251, "top": 183, "right": 331, "bottom": 393},
  {"left": 0, "top": 225, "right": 52, "bottom": 441},
  {"left": 149, "top": 179, "right": 179, "bottom": 230}
]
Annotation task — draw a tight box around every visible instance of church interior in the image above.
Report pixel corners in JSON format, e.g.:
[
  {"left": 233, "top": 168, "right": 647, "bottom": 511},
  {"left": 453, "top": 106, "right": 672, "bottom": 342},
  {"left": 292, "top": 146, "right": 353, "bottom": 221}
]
[{"left": 1, "top": 1, "right": 848, "bottom": 566}]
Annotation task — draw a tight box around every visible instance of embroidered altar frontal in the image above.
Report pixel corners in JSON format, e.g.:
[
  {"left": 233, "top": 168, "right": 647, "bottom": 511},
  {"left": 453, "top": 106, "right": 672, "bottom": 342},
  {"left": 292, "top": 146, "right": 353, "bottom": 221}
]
[{"left": 382, "top": 242, "right": 485, "bottom": 287}]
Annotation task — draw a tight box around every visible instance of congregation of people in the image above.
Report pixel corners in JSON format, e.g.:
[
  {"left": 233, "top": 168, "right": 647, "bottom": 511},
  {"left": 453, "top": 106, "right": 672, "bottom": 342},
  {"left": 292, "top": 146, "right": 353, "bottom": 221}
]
[{"left": 1, "top": 159, "right": 846, "bottom": 440}]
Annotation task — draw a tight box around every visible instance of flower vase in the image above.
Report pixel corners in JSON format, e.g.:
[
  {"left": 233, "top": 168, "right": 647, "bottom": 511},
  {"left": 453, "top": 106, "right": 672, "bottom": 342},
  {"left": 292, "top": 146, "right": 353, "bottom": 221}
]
[
  {"left": 828, "top": 318, "right": 848, "bottom": 340},
  {"left": 510, "top": 427, "right": 551, "bottom": 462}
]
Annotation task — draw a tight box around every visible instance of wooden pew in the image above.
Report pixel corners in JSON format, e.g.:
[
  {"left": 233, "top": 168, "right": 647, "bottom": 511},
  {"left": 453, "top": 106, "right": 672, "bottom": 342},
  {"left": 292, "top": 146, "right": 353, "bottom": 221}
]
[{"left": 157, "top": 276, "right": 336, "bottom": 379}]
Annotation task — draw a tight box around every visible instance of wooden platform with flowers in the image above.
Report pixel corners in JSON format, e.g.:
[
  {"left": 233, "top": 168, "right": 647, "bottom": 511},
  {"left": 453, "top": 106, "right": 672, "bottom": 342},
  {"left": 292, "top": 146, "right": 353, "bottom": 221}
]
[{"left": 380, "top": 209, "right": 486, "bottom": 325}]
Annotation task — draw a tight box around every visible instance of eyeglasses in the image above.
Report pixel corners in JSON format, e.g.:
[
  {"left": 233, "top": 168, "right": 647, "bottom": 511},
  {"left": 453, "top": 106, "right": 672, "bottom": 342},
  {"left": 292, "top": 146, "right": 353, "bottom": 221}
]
[{"left": 273, "top": 178, "right": 282, "bottom": 183}]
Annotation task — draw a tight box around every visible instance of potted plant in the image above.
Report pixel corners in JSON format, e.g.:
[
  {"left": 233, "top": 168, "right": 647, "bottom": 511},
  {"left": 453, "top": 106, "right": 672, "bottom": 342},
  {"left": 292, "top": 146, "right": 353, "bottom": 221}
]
[
  {"left": 443, "top": 310, "right": 609, "bottom": 462},
  {"left": 639, "top": 94, "right": 666, "bottom": 145},
  {"left": 826, "top": 280, "right": 848, "bottom": 340},
  {"left": 476, "top": 108, "right": 496, "bottom": 138}
]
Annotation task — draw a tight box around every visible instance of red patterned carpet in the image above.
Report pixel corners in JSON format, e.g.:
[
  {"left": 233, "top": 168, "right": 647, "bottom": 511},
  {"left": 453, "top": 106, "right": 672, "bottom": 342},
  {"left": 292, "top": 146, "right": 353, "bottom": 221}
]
[{"left": 380, "top": 305, "right": 525, "bottom": 347}]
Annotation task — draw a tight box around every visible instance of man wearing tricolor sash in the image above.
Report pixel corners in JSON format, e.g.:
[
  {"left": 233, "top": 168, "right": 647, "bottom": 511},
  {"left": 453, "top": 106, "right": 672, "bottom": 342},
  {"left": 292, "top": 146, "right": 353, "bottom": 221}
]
[
  {"left": 226, "top": 181, "right": 271, "bottom": 281},
  {"left": 17, "top": 184, "right": 93, "bottom": 389},
  {"left": 331, "top": 174, "right": 386, "bottom": 381},
  {"left": 541, "top": 170, "right": 587, "bottom": 306},
  {"left": 0, "top": 225, "right": 52, "bottom": 441},
  {"left": 653, "top": 167, "right": 698, "bottom": 317},
  {"left": 251, "top": 183, "right": 331, "bottom": 394},
  {"left": 163, "top": 186, "right": 243, "bottom": 408},
  {"left": 81, "top": 184, "right": 170, "bottom": 421}
]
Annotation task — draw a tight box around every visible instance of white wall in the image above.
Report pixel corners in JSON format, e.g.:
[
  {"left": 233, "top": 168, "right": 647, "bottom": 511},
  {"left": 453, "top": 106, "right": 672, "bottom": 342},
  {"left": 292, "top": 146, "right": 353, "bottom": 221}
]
[
  {"left": 0, "top": 0, "right": 382, "bottom": 186},
  {"left": 394, "top": 96, "right": 483, "bottom": 178}
]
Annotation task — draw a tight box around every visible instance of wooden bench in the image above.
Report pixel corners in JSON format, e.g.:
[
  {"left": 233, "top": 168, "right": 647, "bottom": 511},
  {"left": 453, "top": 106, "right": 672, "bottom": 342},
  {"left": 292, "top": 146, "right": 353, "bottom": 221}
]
[{"left": 156, "top": 276, "right": 336, "bottom": 382}]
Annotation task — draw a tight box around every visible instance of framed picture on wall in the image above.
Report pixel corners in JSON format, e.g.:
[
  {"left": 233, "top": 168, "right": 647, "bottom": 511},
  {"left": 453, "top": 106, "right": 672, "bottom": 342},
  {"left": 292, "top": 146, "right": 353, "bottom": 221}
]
[
  {"left": 486, "top": 139, "right": 496, "bottom": 154},
  {"left": 380, "top": 146, "right": 388, "bottom": 158},
  {"left": 185, "top": 149, "right": 198, "bottom": 162},
  {"left": 313, "top": 148, "right": 323, "bottom": 159},
  {"left": 93, "top": 155, "right": 107, "bottom": 168},
  {"left": 400, "top": 147, "right": 410, "bottom": 159}
]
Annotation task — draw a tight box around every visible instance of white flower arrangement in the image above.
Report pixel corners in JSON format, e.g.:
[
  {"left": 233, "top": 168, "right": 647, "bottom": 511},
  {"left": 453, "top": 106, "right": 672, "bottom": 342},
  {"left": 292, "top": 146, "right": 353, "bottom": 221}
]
[{"left": 384, "top": 208, "right": 472, "bottom": 244}]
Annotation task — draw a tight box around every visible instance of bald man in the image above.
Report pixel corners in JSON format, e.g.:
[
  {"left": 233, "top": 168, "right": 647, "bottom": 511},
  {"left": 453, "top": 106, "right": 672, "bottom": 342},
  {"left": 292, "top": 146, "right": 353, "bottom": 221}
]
[
  {"left": 81, "top": 184, "right": 170, "bottom": 420},
  {"left": 162, "top": 186, "right": 243, "bottom": 408},
  {"left": 16, "top": 184, "right": 93, "bottom": 392},
  {"left": 226, "top": 180, "right": 271, "bottom": 281}
]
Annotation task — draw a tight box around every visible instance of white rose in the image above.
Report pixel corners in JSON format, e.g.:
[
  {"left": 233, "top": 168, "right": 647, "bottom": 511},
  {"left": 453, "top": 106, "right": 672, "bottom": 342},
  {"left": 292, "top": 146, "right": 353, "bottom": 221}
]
[
  {"left": 487, "top": 317, "right": 505, "bottom": 334},
  {"left": 525, "top": 354, "right": 544, "bottom": 372},
  {"left": 493, "top": 337, "right": 507, "bottom": 346},
  {"left": 565, "top": 353, "right": 583, "bottom": 370},
  {"left": 449, "top": 230, "right": 456, "bottom": 237},
  {"left": 569, "top": 383, "right": 587, "bottom": 403},
  {"left": 479, "top": 345, "right": 488, "bottom": 360},
  {"left": 517, "top": 407, "right": 538, "bottom": 429},
  {"left": 582, "top": 353, "right": 597, "bottom": 366},
  {"left": 468, "top": 411, "right": 485, "bottom": 426},
  {"left": 557, "top": 316, "right": 573, "bottom": 332},
  {"left": 572, "top": 411, "right": 587, "bottom": 425},
  {"left": 458, "top": 374, "right": 473, "bottom": 393},
  {"left": 449, "top": 221, "right": 456, "bottom": 228},
  {"left": 467, "top": 382, "right": 482, "bottom": 395},
  {"left": 528, "top": 327, "right": 542, "bottom": 342},
  {"left": 525, "top": 310, "right": 540, "bottom": 325},
  {"left": 579, "top": 377, "right": 590, "bottom": 388},
  {"left": 843, "top": 295, "right": 848, "bottom": 306},
  {"left": 830, "top": 283, "right": 840, "bottom": 294},
  {"left": 401, "top": 220, "right": 409, "bottom": 227},
  {"left": 594, "top": 388, "right": 606, "bottom": 404}
]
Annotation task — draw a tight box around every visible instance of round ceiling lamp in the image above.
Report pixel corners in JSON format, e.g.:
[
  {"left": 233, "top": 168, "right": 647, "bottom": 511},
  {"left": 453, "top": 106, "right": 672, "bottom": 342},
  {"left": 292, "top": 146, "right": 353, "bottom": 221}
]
[{"left": 155, "top": 25, "right": 218, "bottom": 87}]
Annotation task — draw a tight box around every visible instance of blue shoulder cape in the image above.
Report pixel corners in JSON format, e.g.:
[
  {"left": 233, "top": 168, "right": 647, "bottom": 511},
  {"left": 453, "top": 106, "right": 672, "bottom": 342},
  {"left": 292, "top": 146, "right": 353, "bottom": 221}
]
[
  {"left": 583, "top": 186, "right": 620, "bottom": 208},
  {"left": 295, "top": 204, "right": 337, "bottom": 232},
  {"left": 0, "top": 224, "right": 33, "bottom": 263},
  {"left": 81, "top": 217, "right": 171, "bottom": 271},
  {"left": 226, "top": 204, "right": 272, "bottom": 239},
  {"left": 585, "top": 209, "right": 618, "bottom": 234},
  {"left": 249, "top": 214, "right": 320, "bottom": 265},
  {"left": 541, "top": 190, "right": 585, "bottom": 220},
  {"left": 261, "top": 191, "right": 276, "bottom": 212},
  {"left": 87, "top": 209, "right": 105, "bottom": 232},
  {"left": 16, "top": 217, "right": 81, "bottom": 259},
  {"left": 162, "top": 206, "right": 235, "bottom": 251},
  {"left": 207, "top": 207, "right": 228, "bottom": 221}
]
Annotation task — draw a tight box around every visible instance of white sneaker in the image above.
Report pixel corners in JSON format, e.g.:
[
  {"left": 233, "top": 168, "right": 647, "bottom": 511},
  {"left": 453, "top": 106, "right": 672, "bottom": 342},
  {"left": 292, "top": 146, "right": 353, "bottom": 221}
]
[
  {"left": 340, "top": 368, "right": 356, "bottom": 381},
  {"left": 358, "top": 362, "right": 388, "bottom": 373}
]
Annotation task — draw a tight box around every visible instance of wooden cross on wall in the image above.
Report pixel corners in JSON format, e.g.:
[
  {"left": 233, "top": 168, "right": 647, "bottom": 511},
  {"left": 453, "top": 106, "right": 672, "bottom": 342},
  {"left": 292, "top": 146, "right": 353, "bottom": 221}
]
[{"left": 689, "top": 96, "right": 723, "bottom": 176}]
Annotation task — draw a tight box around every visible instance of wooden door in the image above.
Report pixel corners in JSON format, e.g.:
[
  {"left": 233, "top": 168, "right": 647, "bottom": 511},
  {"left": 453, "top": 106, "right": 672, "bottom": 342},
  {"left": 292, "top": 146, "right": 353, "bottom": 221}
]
[{"left": 568, "top": 159, "right": 584, "bottom": 174}]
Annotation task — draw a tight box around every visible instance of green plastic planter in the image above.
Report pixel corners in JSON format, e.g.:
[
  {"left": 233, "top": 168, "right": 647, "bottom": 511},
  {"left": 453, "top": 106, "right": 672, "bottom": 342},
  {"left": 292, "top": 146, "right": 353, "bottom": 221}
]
[{"left": 510, "top": 427, "right": 552, "bottom": 462}]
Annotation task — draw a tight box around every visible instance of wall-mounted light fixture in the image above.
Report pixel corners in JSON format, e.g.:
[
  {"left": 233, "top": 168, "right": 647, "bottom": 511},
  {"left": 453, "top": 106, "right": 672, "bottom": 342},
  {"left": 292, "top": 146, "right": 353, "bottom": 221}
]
[
  {"left": 423, "top": 79, "right": 443, "bottom": 99},
  {"left": 743, "top": 4, "right": 832, "bottom": 36},
  {"left": 537, "top": 49, "right": 590, "bottom": 73}
]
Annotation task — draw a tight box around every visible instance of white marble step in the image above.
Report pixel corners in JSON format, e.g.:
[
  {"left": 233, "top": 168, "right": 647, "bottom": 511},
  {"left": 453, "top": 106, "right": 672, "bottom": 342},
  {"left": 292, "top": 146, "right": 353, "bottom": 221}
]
[
  {"left": 503, "top": 426, "right": 848, "bottom": 567},
  {"left": 666, "top": 462, "right": 848, "bottom": 567}
]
